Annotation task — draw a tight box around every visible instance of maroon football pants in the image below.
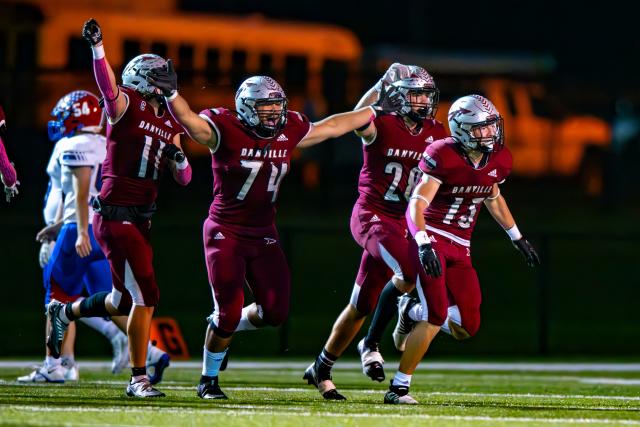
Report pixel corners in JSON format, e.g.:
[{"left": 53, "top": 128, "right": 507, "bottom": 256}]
[
  {"left": 93, "top": 213, "right": 159, "bottom": 313},
  {"left": 203, "top": 218, "right": 290, "bottom": 335},
  {"left": 417, "top": 235, "right": 481, "bottom": 336},
  {"left": 349, "top": 202, "right": 419, "bottom": 315}
]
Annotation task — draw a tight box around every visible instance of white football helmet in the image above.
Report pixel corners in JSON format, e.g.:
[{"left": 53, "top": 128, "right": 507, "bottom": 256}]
[
  {"left": 448, "top": 95, "right": 504, "bottom": 153},
  {"left": 235, "top": 76, "right": 288, "bottom": 138},
  {"left": 122, "top": 54, "right": 167, "bottom": 96},
  {"left": 391, "top": 66, "right": 439, "bottom": 121}
]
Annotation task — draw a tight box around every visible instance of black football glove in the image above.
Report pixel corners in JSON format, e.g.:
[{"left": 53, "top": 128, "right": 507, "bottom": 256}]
[
  {"left": 82, "top": 18, "right": 103, "bottom": 46},
  {"left": 512, "top": 237, "right": 540, "bottom": 267},
  {"left": 146, "top": 59, "right": 178, "bottom": 98},
  {"left": 372, "top": 84, "right": 405, "bottom": 115},
  {"left": 419, "top": 243, "right": 442, "bottom": 278},
  {"left": 163, "top": 143, "right": 185, "bottom": 163}
]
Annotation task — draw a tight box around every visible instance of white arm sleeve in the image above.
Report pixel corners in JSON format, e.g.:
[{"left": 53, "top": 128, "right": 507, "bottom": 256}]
[{"left": 43, "top": 179, "right": 62, "bottom": 225}]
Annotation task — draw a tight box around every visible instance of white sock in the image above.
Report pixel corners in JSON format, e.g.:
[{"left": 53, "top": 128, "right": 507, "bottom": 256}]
[
  {"left": 202, "top": 347, "right": 227, "bottom": 377},
  {"left": 78, "top": 317, "right": 120, "bottom": 339},
  {"left": 235, "top": 305, "right": 260, "bottom": 332},
  {"left": 45, "top": 356, "right": 61, "bottom": 369},
  {"left": 392, "top": 371, "right": 412, "bottom": 387}
]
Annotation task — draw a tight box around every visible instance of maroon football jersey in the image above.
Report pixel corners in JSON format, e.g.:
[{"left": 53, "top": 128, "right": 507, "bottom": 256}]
[
  {"left": 100, "top": 86, "right": 183, "bottom": 206},
  {"left": 357, "top": 114, "right": 448, "bottom": 219},
  {"left": 418, "top": 137, "right": 512, "bottom": 246},
  {"left": 199, "top": 108, "right": 311, "bottom": 234}
]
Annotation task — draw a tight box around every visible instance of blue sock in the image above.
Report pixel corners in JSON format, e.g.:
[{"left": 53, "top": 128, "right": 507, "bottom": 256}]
[{"left": 202, "top": 347, "right": 228, "bottom": 377}]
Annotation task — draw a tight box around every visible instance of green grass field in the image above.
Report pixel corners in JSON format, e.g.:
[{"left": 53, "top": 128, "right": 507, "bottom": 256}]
[{"left": 1, "top": 360, "right": 639, "bottom": 426}]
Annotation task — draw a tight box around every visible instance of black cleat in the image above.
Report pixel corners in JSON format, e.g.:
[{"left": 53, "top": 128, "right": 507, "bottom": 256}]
[
  {"left": 303, "top": 363, "right": 346, "bottom": 401},
  {"left": 197, "top": 376, "right": 228, "bottom": 400},
  {"left": 46, "top": 301, "right": 69, "bottom": 359}
]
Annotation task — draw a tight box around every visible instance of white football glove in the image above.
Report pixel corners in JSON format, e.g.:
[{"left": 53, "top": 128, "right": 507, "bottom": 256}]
[
  {"left": 375, "top": 63, "right": 413, "bottom": 91},
  {"left": 39, "top": 240, "right": 55, "bottom": 268}
]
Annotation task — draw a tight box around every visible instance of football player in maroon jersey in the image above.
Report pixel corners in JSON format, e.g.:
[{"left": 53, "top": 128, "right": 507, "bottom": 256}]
[
  {"left": 144, "top": 61, "right": 404, "bottom": 399},
  {"left": 304, "top": 64, "right": 448, "bottom": 400},
  {"left": 0, "top": 105, "right": 19, "bottom": 202},
  {"left": 46, "top": 19, "right": 192, "bottom": 398},
  {"left": 382, "top": 95, "right": 540, "bottom": 404}
]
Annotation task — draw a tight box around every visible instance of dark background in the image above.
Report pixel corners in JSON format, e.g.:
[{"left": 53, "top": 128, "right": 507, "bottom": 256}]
[{"left": 0, "top": 0, "right": 639, "bottom": 359}]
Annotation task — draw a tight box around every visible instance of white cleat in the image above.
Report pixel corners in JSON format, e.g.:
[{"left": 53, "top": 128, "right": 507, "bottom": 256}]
[
  {"left": 392, "top": 294, "right": 418, "bottom": 351},
  {"left": 111, "top": 332, "right": 129, "bottom": 374},
  {"left": 17, "top": 365, "right": 65, "bottom": 383},
  {"left": 62, "top": 359, "right": 79, "bottom": 381},
  {"left": 126, "top": 378, "right": 165, "bottom": 398},
  {"left": 384, "top": 384, "right": 419, "bottom": 404},
  {"left": 357, "top": 338, "right": 385, "bottom": 382}
]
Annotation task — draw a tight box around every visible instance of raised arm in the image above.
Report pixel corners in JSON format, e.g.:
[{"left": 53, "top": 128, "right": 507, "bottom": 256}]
[
  {"left": 82, "top": 19, "right": 127, "bottom": 121},
  {"left": 484, "top": 183, "right": 540, "bottom": 267},
  {"left": 353, "top": 63, "right": 413, "bottom": 142},
  {"left": 145, "top": 61, "right": 219, "bottom": 151},
  {"left": 298, "top": 84, "right": 404, "bottom": 148},
  {"left": 407, "top": 175, "right": 442, "bottom": 277}
]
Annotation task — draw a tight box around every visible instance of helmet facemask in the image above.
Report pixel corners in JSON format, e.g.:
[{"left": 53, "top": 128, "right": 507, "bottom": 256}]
[
  {"left": 248, "top": 98, "right": 288, "bottom": 138},
  {"left": 455, "top": 115, "right": 504, "bottom": 153},
  {"left": 401, "top": 87, "right": 440, "bottom": 122},
  {"left": 392, "top": 68, "right": 439, "bottom": 123},
  {"left": 235, "top": 76, "right": 288, "bottom": 139}
]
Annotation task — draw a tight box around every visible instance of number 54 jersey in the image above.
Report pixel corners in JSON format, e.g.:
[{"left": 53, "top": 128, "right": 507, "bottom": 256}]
[
  {"left": 199, "top": 108, "right": 311, "bottom": 235},
  {"left": 418, "top": 138, "right": 513, "bottom": 247}
]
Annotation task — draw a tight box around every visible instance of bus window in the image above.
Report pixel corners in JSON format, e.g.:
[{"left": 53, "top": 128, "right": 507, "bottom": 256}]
[
  {"left": 67, "top": 37, "right": 91, "bottom": 71},
  {"left": 323, "top": 59, "right": 348, "bottom": 111},
  {"left": 259, "top": 53, "right": 273, "bottom": 78},
  {"left": 17, "top": 31, "right": 37, "bottom": 70},
  {"left": 0, "top": 30, "right": 7, "bottom": 69},
  {"left": 122, "top": 39, "right": 141, "bottom": 73},
  {"left": 285, "top": 55, "right": 307, "bottom": 93},
  {"left": 205, "top": 48, "right": 220, "bottom": 84},
  {"left": 231, "top": 49, "right": 247, "bottom": 88},
  {"left": 178, "top": 44, "right": 194, "bottom": 83},
  {"left": 150, "top": 42, "right": 167, "bottom": 59}
]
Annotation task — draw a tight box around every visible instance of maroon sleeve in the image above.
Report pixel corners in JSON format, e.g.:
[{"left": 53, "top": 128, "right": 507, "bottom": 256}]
[
  {"left": 497, "top": 147, "right": 513, "bottom": 183},
  {"left": 418, "top": 139, "right": 449, "bottom": 182},
  {"left": 198, "top": 108, "right": 227, "bottom": 142},
  {"left": 287, "top": 110, "right": 312, "bottom": 144}
]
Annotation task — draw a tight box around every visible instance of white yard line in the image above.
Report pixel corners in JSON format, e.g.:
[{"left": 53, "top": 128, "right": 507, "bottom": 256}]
[
  {"left": 3, "top": 360, "right": 640, "bottom": 372},
  {"left": 1, "top": 404, "right": 639, "bottom": 425},
  {"left": 13, "top": 380, "right": 640, "bottom": 402}
]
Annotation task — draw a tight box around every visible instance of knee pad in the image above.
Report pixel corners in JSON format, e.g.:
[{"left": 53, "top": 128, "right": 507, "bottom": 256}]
[
  {"left": 109, "top": 289, "right": 132, "bottom": 315},
  {"left": 448, "top": 319, "right": 471, "bottom": 340},
  {"left": 79, "top": 291, "right": 111, "bottom": 317}
]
